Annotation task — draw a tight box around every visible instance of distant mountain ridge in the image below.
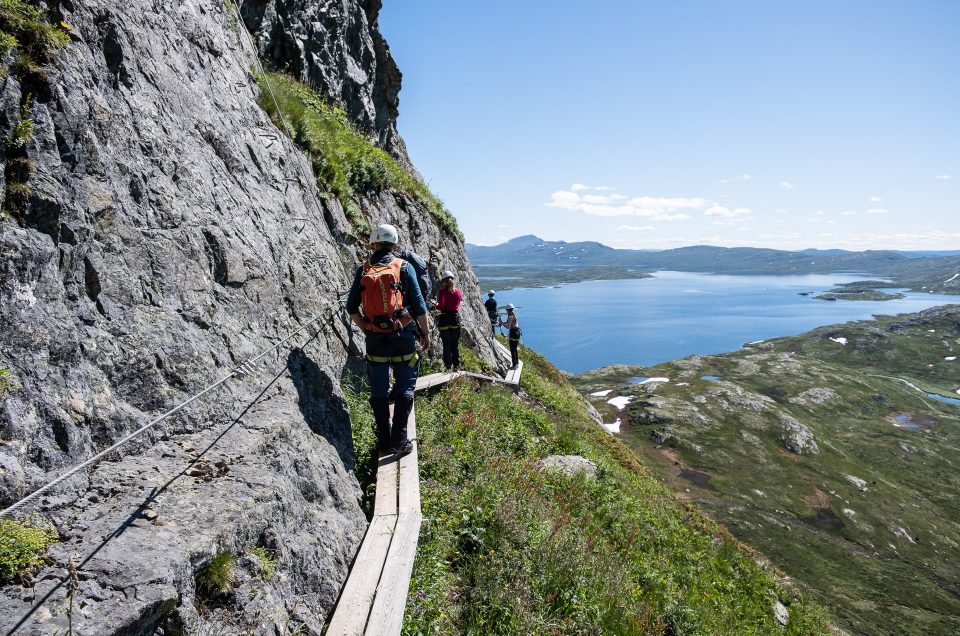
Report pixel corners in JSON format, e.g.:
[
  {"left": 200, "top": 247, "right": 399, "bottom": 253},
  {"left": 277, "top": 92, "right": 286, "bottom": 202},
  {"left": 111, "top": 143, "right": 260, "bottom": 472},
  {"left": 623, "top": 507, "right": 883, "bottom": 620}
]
[{"left": 467, "top": 237, "right": 960, "bottom": 293}]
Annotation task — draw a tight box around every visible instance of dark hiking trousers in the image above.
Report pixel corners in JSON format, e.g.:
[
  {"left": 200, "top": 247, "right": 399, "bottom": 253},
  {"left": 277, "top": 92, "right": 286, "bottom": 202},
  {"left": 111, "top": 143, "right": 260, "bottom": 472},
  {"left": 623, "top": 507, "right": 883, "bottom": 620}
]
[
  {"left": 437, "top": 310, "right": 461, "bottom": 370},
  {"left": 508, "top": 326, "right": 521, "bottom": 367}
]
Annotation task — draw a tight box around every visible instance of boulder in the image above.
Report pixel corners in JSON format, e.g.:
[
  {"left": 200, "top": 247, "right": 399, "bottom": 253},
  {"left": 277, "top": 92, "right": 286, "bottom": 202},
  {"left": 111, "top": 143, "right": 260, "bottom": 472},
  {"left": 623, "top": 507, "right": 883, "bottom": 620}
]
[
  {"left": 537, "top": 455, "right": 598, "bottom": 480},
  {"left": 778, "top": 414, "right": 819, "bottom": 455}
]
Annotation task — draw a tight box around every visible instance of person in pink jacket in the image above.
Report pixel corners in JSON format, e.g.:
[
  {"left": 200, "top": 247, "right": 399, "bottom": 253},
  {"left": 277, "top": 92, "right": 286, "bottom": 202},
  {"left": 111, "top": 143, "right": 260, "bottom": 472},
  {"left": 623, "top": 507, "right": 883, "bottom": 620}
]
[{"left": 436, "top": 270, "right": 463, "bottom": 369}]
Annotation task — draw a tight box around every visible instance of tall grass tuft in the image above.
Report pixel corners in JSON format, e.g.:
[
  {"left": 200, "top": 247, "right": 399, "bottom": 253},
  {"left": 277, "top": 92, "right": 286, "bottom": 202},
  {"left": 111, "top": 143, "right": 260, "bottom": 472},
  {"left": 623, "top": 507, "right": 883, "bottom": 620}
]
[{"left": 196, "top": 552, "right": 237, "bottom": 598}]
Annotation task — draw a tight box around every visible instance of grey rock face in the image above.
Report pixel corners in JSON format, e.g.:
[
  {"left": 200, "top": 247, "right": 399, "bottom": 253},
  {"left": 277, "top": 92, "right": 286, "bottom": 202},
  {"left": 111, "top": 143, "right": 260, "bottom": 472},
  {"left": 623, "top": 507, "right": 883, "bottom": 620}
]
[
  {"left": 0, "top": 0, "right": 494, "bottom": 633},
  {"left": 239, "top": 0, "right": 414, "bottom": 171}
]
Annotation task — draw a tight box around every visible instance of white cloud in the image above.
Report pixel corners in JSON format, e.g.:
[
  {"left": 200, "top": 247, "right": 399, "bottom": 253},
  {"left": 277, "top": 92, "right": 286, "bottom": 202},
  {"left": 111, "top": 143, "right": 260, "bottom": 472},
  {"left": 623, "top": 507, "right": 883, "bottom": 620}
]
[
  {"left": 721, "top": 174, "right": 753, "bottom": 184},
  {"left": 840, "top": 210, "right": 857, "bottom": 216},
  {"left": 869, "top": 196, "right": 884, "bottom": 203},
  {"left": 617, "top": 224, "right": 655, "bottom": 231},
  {"left": 546, "top": 188, "right": 708, "bottom": 221},
  {"left": 570, "top": 183, "right": 614, "bottom": 192},
  {"left": 865, "top": 208, "right": 888, "bottom": 215},
  {"left": 935, "top": 175, "right": 952, "bottom": 180},
  {"left": 779, "top": 181, "right": 795, "bottom": 189},
  {"left": 581, "top": 194, "right": 613, "bottom": 204},
  {"left": 705, "top": 205, "right": 752, "bottom": 218}
]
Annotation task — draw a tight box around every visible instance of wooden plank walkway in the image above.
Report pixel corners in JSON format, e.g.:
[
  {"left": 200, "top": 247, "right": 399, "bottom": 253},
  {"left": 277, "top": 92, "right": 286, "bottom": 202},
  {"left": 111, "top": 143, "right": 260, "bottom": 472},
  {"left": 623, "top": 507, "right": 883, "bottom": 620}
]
[{"left": 327, "top": 357, "right": 523, "bottom": 635}]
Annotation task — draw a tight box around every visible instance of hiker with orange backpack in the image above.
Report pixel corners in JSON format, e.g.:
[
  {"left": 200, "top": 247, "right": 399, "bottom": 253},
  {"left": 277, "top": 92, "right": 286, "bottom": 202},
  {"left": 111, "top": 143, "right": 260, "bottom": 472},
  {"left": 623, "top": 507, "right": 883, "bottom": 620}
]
[{"left": 346, "top": 224, "right": 430, "bottom": 456}]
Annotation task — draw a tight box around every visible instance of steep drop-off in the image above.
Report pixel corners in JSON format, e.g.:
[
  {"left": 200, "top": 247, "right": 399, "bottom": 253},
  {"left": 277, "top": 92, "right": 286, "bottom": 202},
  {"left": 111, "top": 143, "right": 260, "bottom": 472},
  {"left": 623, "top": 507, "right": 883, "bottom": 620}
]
[{"left": 0, "top": 1, "right": 495, "bottom": 633}]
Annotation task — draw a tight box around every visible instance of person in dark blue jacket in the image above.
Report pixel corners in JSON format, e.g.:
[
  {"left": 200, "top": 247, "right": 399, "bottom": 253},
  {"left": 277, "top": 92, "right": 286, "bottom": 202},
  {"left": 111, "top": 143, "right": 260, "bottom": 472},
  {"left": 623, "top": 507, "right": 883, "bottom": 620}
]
[{"left": 346, "top": 224, "right": 430, "bottom": 456}]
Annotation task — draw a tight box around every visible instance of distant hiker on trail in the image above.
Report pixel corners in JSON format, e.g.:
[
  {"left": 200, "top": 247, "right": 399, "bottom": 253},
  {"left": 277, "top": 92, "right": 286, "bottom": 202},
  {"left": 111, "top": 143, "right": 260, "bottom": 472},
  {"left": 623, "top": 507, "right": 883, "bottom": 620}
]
[
  {"left": 483, "top": 290, "right": 498, "bottom": 335},
  {"left": 436, "top": 270, "right": 463, "bottom": 370},
  {"left": 346, "top": 223, "right": 430, "bottom": 456},
  {"left": 499, "top": 304, "right": 521, "bottom": 368}
]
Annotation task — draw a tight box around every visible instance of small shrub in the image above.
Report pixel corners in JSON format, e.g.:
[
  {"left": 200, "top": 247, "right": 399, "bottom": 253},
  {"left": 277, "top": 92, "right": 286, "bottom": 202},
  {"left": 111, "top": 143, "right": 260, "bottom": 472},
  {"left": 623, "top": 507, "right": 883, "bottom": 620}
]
[
  {"left": 0, "top": 367, "right": 14, "bottom": 397},
  {"left": 0, "top": 517, "right": 58, "bottom": 583},
  {"left": 7, "top": 100, "right": 31, "bottom": 148},
  {"left": 0, "top": 0, "right": 71, "bottom": 63},
  {"left": 246, "top": 546, "right": 276, "bottom": 580},
  {"left": 196, "top": 552, "right": 237, "bottom": 598}
]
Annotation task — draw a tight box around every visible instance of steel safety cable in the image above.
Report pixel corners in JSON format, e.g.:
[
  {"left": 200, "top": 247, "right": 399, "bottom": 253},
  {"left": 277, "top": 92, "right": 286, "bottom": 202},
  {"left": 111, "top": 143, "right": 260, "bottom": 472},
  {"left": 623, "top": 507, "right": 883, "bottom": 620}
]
[{"left": 0, "top": 305, "right": 335, "bottom": 519}]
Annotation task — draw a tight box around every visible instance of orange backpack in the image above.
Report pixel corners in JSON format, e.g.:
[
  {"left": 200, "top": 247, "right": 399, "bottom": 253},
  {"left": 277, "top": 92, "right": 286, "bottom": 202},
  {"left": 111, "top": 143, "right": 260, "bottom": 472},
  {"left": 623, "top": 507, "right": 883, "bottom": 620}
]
[{"left": 359, "top": 257, "right": 412, "bottom": 333}]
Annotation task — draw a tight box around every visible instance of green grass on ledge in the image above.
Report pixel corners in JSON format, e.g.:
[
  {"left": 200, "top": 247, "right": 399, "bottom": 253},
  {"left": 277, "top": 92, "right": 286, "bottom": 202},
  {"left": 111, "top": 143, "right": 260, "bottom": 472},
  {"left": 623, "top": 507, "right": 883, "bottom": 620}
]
[
  {"left": 255, "top": 71, "right": 463, "bottom": 241},
  {"left": 402, "top": 344, "right": 831, "bottom": 634}
]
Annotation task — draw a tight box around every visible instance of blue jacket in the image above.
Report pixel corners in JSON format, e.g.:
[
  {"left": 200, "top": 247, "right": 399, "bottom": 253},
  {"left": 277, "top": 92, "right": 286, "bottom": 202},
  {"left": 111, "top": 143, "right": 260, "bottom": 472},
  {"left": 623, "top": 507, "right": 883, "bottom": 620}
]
[{"left": 346, "top": 248, "right": 428, "bottom": 319}]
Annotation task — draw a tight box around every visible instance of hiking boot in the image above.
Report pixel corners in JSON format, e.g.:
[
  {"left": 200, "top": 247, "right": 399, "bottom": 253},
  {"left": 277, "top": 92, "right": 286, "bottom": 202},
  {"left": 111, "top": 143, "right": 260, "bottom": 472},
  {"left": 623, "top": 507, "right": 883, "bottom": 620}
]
[
  {"left": 390, "top": 440, "right": 414, "bottom": 456},
  {"left": 370, "top": 397, "right": 391, "bottom": 453},
  {"left": 390, "top": 395, "right": 414, "bottom": 449}
]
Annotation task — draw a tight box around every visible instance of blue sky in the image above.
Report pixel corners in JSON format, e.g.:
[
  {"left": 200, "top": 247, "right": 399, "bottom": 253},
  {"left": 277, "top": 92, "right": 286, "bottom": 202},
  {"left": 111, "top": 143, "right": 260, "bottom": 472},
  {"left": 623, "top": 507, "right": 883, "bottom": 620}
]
[{"left": 379, "top": 1, "right": 959, "bottom": 250}]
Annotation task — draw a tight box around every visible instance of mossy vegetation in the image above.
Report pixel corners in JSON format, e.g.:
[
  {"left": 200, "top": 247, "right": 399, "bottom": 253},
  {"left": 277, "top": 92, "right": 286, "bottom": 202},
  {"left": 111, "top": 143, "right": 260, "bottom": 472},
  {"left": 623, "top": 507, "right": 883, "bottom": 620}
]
[
  {"left": 0, "top": 0, "right": 70, "bottom": 218},
  {"left": 196, "top": 552, "right": 237, "bottom": 599},
  {"left": 0, "top": 517, "right": 58, "bottom": 583},
  {"left": 404, "top": 344, "right": 830, "bottom": 634},
  {"left": 254, "top": 72, "right": 462, "bottom": 241},
  {"left": 0, "top": 0, "right": 70, "bottom": 72}
]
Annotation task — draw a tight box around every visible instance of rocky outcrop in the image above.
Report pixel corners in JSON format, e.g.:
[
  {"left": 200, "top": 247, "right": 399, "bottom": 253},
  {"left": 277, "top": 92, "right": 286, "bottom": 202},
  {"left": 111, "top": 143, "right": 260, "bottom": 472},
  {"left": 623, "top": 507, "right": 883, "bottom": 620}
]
[
  {"left": 239, "top": 0, "right": 414, "bottom": 172},
  {"left": 537, "top": 455, "right": 597, "bottom": 480},
  {"left": 789, "top": 387, "right": 840, "bottom": 409},
  {"left": 778, "top": 414, "right": 819, "bottom": 456},
  {"left": 0, "top": 0, "right": 495, "bottom": 633}
]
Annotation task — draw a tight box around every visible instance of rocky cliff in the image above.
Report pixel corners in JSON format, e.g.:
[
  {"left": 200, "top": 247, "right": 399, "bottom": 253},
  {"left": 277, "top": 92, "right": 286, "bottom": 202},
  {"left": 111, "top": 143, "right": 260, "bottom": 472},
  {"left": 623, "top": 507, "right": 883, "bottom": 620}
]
[{"left": 0, "top": 1, "right": 496, "bottom": 633}]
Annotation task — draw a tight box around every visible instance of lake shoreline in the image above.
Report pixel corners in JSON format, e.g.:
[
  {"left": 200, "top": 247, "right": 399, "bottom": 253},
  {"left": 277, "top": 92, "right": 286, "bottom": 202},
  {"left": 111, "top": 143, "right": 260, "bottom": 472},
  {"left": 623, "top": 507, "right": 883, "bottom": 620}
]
[{"left": 493, "top": 272, "right": 959, "bottom": 374}]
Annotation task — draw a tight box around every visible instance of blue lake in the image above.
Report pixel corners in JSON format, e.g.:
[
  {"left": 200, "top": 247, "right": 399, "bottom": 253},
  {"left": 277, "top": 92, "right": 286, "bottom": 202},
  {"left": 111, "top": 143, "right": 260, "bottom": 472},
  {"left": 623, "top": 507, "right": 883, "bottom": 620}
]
[{"left": 491, "top": 272, "right": 958, "bottom": 373}]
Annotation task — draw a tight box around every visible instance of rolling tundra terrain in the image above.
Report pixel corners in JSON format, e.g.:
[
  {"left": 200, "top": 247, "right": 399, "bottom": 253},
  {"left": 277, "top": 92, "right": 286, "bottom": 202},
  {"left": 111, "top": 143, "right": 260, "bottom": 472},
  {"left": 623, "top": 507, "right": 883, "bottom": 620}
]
[{"left": 575, "top": 305, "right": 960, "bottom": 635}]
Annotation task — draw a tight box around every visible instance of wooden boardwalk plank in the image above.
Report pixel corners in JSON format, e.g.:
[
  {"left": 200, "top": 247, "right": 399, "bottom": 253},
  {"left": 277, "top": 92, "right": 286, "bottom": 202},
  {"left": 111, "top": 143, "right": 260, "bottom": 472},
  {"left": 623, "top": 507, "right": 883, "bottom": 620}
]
[
  {"left": 364, "top": 512, "right": 423, "bottom": 636},
  {"left": 415, "top": 371, "right": 461, "bottom": 391},
  {"left": 398, "top": 410, "right": 420, "bottom": 515},
  {"left": 373, "top": 454, "right": 399, "bottom": 518},
  {"left": 326, "top": 513, "right": 398, "bottom": 636},
  {"left": 504, "top": 360, "right": 523, "bottom": 386}
]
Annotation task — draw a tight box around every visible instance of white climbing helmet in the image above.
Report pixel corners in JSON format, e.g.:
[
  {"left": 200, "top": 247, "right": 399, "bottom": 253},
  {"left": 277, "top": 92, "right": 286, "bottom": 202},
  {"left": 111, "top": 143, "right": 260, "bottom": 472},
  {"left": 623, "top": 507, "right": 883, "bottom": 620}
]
[
  {"left": 440, "top": 270, "right": 455, "bottom": 281},
  {"left": 487, "top": 290, "right": 495, "bottom": 296},
  {"left": 369, "top": 223, "right": 399, "bottom": 245},
  {"left": 504, "top": 303, "right": 515, "bottom": 310}
]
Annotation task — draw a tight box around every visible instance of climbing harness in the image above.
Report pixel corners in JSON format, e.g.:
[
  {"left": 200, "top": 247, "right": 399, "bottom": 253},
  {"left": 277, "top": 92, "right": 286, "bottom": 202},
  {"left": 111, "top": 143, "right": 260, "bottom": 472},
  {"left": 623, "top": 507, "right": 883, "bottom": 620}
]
[{"left": 366, "top": 352, "right": 420, "bottom": 367}]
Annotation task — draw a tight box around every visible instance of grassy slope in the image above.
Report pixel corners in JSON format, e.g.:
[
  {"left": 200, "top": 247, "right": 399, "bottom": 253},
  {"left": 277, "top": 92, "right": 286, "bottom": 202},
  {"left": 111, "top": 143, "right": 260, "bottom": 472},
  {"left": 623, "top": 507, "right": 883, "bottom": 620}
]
[
  {"left": 254, "top": 72, "right": 462, "bottom": 241},
  {"left": 574, "top": 306, "right": 960, "bottom": 635},
  {"left": 400, "top": 345, "right": 830, "bottom": 634}
]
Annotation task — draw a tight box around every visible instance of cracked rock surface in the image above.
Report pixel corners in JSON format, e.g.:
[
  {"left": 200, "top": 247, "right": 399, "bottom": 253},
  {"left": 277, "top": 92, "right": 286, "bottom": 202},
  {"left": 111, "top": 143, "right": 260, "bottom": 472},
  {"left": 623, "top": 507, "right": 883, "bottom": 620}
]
[{"left": 0, "top": 0, "right": 496, "bottom": 633}]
